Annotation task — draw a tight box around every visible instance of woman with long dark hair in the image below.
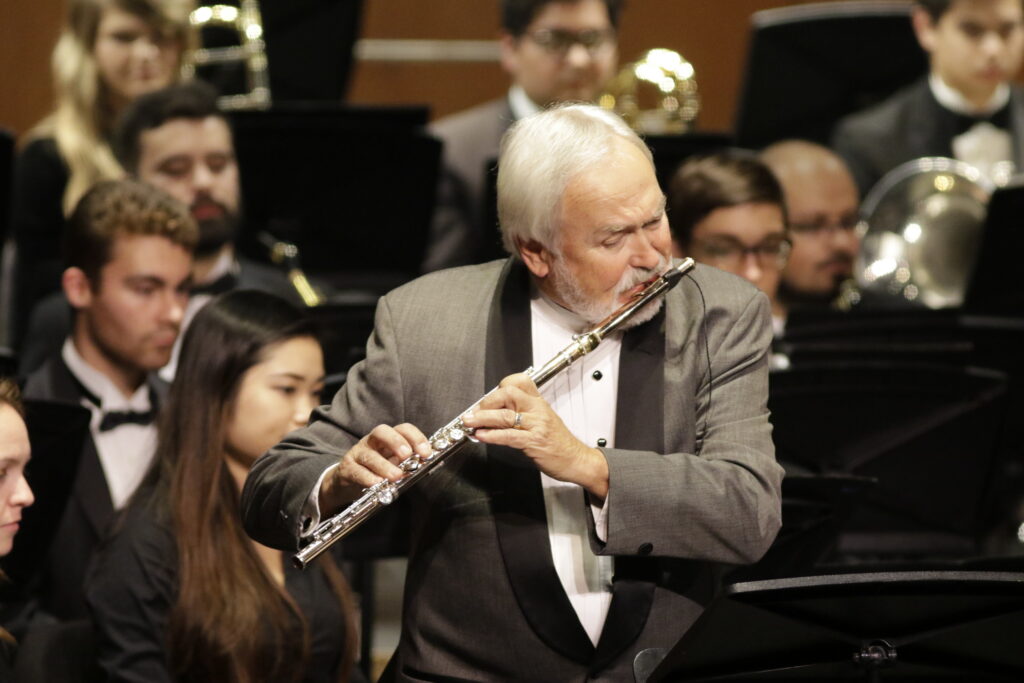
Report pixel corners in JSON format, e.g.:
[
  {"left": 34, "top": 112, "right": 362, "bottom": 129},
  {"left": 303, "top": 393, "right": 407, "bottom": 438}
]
[{"left": 86, "top": 290, "right": 358, "bottom": 683}]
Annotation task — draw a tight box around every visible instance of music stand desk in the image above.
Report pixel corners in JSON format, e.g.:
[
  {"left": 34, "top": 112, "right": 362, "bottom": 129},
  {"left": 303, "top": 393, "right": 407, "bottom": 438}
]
[{"left": 649, "top": 571, "right": 1024, "bottom": 681}]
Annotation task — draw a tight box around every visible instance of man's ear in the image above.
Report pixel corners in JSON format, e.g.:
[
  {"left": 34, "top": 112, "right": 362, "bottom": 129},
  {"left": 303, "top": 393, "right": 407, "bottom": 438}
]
[
  {"left": 62, "top": 267, "right": 93, "bottom": 310},
  {"left": 911, "top": 6, "right": 937, "bottom": 53},
  {"left": 518, "top": 238, "right": 554, "bottom": 278},
  {"left": 499, "top": 32, "right": 521, "bottom": 79}
]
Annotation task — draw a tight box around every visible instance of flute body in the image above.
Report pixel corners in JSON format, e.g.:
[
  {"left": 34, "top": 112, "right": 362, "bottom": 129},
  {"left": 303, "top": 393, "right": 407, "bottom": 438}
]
[{"left": 293, "top": 258, "right": 695, "bottom": 568}]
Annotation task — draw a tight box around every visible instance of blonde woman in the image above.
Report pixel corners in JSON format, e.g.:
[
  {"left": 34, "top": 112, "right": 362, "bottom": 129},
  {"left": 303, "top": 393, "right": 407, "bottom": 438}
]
[{"left": 11, "top": 0, "right": 193, "bottom": 344}]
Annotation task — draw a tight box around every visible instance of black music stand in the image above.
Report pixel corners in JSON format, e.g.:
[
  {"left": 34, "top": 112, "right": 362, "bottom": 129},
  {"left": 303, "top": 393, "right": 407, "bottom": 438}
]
[
  {"left": 964, "top": 177, "right": 1024, "bottom": 314},
  {"left": 769, "top": 361, "right": 1009, "bottom": 559},
  {"left": 735, "top": 1, "right": 926, "bottom": 148},
  {"left": 194, "top": 0, "right": 364, "bottom": 102},
  {"left": 230, "top": 105, "right": 441, "bottom": 293},
  {"left": 305, "top": 294, "right": 379, "bottom": 379},
  {"left": 728, "top": 474, "right": 876, "bottom": 583},
  {"left": 647, "top": 571, "right": 1024, "bottom": 681}
]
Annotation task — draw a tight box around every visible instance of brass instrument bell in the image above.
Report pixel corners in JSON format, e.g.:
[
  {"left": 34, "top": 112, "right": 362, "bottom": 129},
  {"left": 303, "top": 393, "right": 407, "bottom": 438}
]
[
  {"left": 182, "top": 1, "right": 271, "bottom": 110},
  {"left": 855, "top": 157, "right": 992, "bottom": 309},
  {"left": 599, "top": 48, "right": 700, "bottom": 135}
]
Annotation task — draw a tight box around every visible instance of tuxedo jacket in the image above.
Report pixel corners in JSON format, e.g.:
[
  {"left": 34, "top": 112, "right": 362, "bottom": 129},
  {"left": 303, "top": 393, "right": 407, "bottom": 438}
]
[
  {"left": 425, "top": 98, "right": 514, "bottom": 272},
  {"left": 242, "top": 259, "right": 783, "bottom": 681},
  {"left": 832, "top": 77, "right": 1024, "bottom": 197},
  {"left": 19, "top": 355, "right": 162, "bottom": 620}
]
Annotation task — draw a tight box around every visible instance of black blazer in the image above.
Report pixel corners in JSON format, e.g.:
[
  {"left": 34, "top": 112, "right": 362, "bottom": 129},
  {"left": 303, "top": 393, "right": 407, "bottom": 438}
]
[
  {"left": 15, "top": 354, "right": 162, "bottom": 620},
  {"left": 832, "top": 77, "right": 1024, "bottom": 197}
]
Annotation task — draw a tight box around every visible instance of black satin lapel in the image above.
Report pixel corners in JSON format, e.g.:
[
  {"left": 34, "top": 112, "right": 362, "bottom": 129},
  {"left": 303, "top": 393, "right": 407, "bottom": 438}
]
[
  {"left": 486, "top": 260, "right": 595, "bottom": 664},
  {"left": 915, "top": 84, "right": 954, "bottom": 158},
  {"left": 75, "top": 438, "right": 115, "bottom": 536},
  {"left": 1012, "top": 91, "right": 1024, "bottom": 168},
  {"left": 50, "top": 359, "right": 116, "bottom": 536},
  {"left": 593, "top": 310, "right": 665, "bottom": 669}
]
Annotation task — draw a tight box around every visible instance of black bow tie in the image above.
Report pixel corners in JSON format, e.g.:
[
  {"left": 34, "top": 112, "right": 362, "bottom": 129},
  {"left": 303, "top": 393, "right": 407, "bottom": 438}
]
[
  {"left": 99, "top": 409, "right": 155, "bottom": 432},
  {"left": 952, "top": 105, "right": 1011, "bottom": 135}
]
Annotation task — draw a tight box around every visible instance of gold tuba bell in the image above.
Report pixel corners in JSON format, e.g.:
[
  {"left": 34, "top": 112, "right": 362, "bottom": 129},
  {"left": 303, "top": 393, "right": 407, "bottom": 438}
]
[
  {"left": 181, "top": 0, "right": 271, "bottom": 110},
  {"left": 599, "top": 48, "right": 700, "bottom": 135}
]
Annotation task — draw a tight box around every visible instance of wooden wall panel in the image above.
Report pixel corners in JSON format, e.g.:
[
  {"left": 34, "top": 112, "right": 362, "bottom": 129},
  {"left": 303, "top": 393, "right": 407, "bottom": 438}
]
[
  {"left": 1, "top": 0, "right": 891, "bottom": 137},
  {"left": 0, "top": 0, "right": 64, "bottom": 137},
  {"left": 347, "top": 0, "right": 854, "bottom": 128}
]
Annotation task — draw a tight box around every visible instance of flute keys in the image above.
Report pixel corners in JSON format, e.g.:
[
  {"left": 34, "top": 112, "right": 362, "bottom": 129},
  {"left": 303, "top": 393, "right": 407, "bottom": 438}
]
[
  {"left": 432, "top": 436, "right": 450, "bottom": 451},
  {"left": 401, "top": 458, "right": 421, "bottom": 472},
  {"left": 375, "top": 484, "right": 397, "bottom": 506},
  {"left": 449, "top": 428, "right": 465, "bottom": 442}
]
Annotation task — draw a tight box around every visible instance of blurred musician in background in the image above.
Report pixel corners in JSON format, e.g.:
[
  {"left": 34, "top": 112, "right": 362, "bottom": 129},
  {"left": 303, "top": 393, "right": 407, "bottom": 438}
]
[
  {"left": 832, "top": 0, "right": 1024, "bottom": 195},
  {"left": 18, "top": 82, "right": 302, "bottom": 377},
  {"left": 242, "top": 104, "right": 782, "bottom": 681},
  {"left": 761, "top": 140, "right": 860, "bottom": 314},
  {"left": 87, "top": 291, "right": 359, "bottom": 683},
  {"left": 668, "top": 150, "right": 790, "bottom": 333},
  {"left": 10, "top": 0, "right": 192, "bottom": 348},
  {"left": 425, "top": 0, "right": 623, "bottom": 272},
  {"left": 117, "top": 81, "right": 299, "bottom": 307},
  {"left": 20, "top": 180, "right": 195, "bottom": 621}
]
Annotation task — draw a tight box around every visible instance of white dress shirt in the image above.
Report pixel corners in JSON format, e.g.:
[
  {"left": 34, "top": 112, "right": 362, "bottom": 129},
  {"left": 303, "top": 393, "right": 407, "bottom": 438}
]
[
  {"left": 930, "top": 73, "right": 1015, "bottom": 185},
  {"left": 530, "top": 292, "right": 619, "bottom": 646},
  {"left": 62, "top": 339, "right": 157, "bottom": 510}
]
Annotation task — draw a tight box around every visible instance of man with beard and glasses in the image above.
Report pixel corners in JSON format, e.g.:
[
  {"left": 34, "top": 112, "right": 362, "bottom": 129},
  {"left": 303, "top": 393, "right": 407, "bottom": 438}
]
[
  {"left": 241, "top": 105, "right": 783, "bottom": 681},
  {"left": 20, "top": 179, "right": 195, "bottom": 622},
  {"left": 17, "top": 81, "right": 301, "bottom": 376},
  {"left": 761, "top": 140, "right": 861, "bottom": 314}
]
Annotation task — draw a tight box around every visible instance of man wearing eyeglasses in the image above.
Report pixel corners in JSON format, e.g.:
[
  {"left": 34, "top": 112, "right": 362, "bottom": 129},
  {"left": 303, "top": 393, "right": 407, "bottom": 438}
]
[
  {"left": 761, "top": 140, "right": 861, "bottom": 312},
  {"left": 668, "top": 151, "right": 791, "bottom": 333},
  {"left": 425, "top": 0, "right": 622, "bottom": 272}
]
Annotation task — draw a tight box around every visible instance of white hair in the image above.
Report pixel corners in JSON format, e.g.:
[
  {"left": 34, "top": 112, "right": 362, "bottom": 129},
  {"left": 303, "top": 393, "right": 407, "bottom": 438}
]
[{"left": 497, "top": 104, "right": 653, "bottom": 256}]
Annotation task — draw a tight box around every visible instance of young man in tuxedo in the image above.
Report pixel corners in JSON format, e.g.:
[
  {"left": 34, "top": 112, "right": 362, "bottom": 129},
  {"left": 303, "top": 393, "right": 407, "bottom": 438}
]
[
  {"left": 19, "top": 179, "right": 195, "bottom": 620},
  {"left": 833, "top": 0, "right": 1024, "bottom": 195}
]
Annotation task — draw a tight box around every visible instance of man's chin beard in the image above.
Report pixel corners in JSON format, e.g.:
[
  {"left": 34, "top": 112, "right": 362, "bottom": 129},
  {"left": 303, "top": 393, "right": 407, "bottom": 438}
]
[
  {"left": 195, "top": 214, "right": 239, "bottom": 258},
  {"left": 778, "top": 277, "right": 845, "bottom": 310},
  {"left": 549, "top": 258, "right": 669, "bottom": 329}
]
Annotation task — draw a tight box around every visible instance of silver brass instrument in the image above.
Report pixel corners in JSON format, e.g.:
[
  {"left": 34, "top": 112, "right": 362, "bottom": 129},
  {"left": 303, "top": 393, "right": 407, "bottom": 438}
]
[
  {"left": 293, "top": 257, "right": 696, "bottom": 568},
  {"left": 852, "top": 157, "right": 992, "bottom": 309},
  {"left": 182, "top": 1, "right": 271, "bottom": 110}
]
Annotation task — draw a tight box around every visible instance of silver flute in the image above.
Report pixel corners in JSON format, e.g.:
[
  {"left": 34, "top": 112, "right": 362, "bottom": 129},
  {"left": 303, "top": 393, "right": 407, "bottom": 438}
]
[{"left": 293, "top": 258, "right": 695, "bottom": 569}]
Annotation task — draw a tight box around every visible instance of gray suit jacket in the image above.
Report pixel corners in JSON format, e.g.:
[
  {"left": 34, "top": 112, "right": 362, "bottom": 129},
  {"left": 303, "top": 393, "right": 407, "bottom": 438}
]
[
  {"left": 242, "top": 259, "right": 783, "bottom": 681},
  {"left": 424, "top": 98, "right": 515, "bottom": 272},
  {"left": 832, "top": 77, "right": 1024, "bottom": 197}
]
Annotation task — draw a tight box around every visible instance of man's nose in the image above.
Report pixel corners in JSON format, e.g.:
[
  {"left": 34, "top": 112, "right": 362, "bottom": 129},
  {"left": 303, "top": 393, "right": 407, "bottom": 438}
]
[
  {"left": 564, "top": 42, "right": 593, "bottom": 68},
  {"left": 980, "top": 31, "right": 1004, "bottom": 58},
  {"left": 192, "top": 163, "right": 215, "bottom": 190},
  {"left": 163, "top": 291, "right": 187, "bottom": 325},
  {"left": 740, "top": 251, "right": 764, "bottom": 284},
  {"left": 630, "top": 232, "right": 663, "bottom": 270}
]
